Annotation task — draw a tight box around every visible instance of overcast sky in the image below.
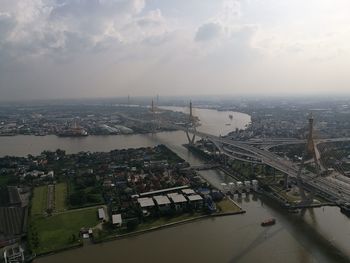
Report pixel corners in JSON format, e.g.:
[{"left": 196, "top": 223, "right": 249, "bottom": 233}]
[{"left": 1, "top": 0, "right": 350, "bottom": 101}]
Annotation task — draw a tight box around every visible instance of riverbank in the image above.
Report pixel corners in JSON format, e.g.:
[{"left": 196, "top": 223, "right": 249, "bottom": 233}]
[
  {"left": 22, "top": 142, "right": 244, "bottom": 258},
  {"left": 32, "top": 198, "right": 245, "bottom": 260},
  {"left": 93, "top": 206, "right": 245, "bottom": 244}
]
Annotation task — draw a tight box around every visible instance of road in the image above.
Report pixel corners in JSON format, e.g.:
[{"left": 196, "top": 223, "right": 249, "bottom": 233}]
[
  {"left": 120, "top": 113, "right": 350, "bottom": 204},
  {"left": 185, "top": 128, "right": 350, "bottom": 204}
]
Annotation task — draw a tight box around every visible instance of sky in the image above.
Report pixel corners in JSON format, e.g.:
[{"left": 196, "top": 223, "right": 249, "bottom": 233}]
[{"left": 1, "top": 0, "right": 350, "bottom": 101}]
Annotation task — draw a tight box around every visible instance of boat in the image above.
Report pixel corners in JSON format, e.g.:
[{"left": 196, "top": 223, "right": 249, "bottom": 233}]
[
  {"left": 57, "top": 131, "right": 88, "bottom": 137},
  {"left": 261, "top": 218, "right": 276, "bottom": 227},
  {"left": 225, "top": 123, "right": 231, "bottom": 126}
]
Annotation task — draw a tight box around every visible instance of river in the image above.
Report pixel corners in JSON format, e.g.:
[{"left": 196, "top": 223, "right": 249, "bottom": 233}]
[{"left": 1, "top": 107, "right": 349, "bottom": 263}]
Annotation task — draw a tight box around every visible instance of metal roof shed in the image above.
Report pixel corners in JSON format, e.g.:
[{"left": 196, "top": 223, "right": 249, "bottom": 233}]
[
  {"left": 169, "top": 194, "right": 187, "bottom": 204},
  {"left": 181, "top": 189, "right": 196, "bottom": 195},
  {"left": 112, "top": 214, "right": 122, "bottom": 226},
  {"left": 187, "top": 194, "right": 203, "bottom": 202},
  {"left": 98, "top": 208, "right": 106, "bottom": 220},
  {"left": 153, "top": 195, "right": 171, "bottom": 206},
  {"left": 137, "top": 197, "right": 155, "bottom": 208}
]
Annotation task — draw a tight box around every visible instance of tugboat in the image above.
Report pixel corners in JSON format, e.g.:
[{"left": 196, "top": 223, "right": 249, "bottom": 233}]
[{"left": 261, "top": 218, "right": 276, "bottom": 227}]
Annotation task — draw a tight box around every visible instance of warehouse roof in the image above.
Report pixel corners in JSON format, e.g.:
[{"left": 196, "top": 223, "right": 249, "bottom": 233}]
[
  {"left": 181, "top": 189, "right": 195, "bottom": 195},
  {"left": 169, "top": 194, "right": 187, "bottom": 203},
  {"left": 153, "top": 195, "right": 171, "bottom": 205},
  {"left": 137, "top": 197, "right": 155, "bottom": 208},
  {"left": 187, "top": 195, "right": 203, "bottom": 202}
]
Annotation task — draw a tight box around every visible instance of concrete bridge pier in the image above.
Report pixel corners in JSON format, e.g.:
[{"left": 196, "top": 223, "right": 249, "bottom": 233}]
[{"left": 185, "top": 129, "right": 196, "bottom": 145}]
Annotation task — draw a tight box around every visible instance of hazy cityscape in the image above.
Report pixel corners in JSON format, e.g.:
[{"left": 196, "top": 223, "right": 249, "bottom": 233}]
[{"left": 1, "top": 1, "right": 350, "bottom": 263}]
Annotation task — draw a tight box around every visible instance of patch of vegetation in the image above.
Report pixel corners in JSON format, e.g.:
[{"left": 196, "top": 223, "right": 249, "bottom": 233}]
[
  {"left": 68, "top": 178, "right": 103, "bottom": 208},
  {"left": 0, "top": 175, "right": 10, "bottom": 186},
  {"left": 55, "top": 183, "right": 68, "bottom": 212},
  {"left": 94, "top": 212, "right": 203, "bottom": 242},
  {"left": 31, "top": 186, "right": 48, "bottom": 215},
  {"left": 153, "top": 145, "right": 184, "bottom": 163},
  {"left": 29, "top": 208, "right": 99, "bottom": 255},
  {"left": 216, "top": 198, "right": 241, "bottom": 213},
  {"left": 0, "top": 175, "right": 11, "bottom": 205}
]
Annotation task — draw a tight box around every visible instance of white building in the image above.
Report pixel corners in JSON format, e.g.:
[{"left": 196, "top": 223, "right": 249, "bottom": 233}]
[
  {"left": 112, "top": 214, "right": 122, "bottom": 227},
  {"left": 98, "top": 208, "right": 106, "bottom": 221}
]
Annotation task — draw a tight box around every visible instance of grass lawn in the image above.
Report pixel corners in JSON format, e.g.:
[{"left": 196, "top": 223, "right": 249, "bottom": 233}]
[
  {"left": 0, "top": 175, "right": 9, "bottom": 186},
  {"left": 216, "top": 198, "right": 242, "bottom": 213},
  {"left": 55, "top": 183, "right": 67, "bottom": 212},
  {"left": 31, "top": 208, "right": 99, "bottom": 254},
  {"left": 31, "top": 186, "right": 48, "bottom": 215}
]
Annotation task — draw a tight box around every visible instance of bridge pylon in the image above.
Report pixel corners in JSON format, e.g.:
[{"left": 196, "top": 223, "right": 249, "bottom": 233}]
[
  {"left": 288, "top": 113, "right": 318, "bottom": 205},
  {"left": 150, "top": 99, "right": 159, "bottom": 134},
  {"left": 186, "top": 100, "right": 196, "bottom": 145},
  {"left": 307, "top": 113, "right": 322, "bottom": 173}
]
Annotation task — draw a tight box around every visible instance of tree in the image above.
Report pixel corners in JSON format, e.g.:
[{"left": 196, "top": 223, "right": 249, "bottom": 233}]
[
  {"left": 56, "top": 149, "right": 66, "bottom": 157},
  {"left": 126, "top": 218, "right": 139, "bottom": 231},
  {"left": 71, "top": 234, "right": 77, "bottom": 243},
  {"left": 46, "top": 208, "right": 53, "bottom": 216},
  {"left": 69, "top": 190, "right": 87, "bottom": 206}
]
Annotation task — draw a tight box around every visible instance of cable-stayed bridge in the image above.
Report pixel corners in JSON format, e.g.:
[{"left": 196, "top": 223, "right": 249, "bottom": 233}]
[{"left": 120, "top": 106, "right": 350, "bottom": 206}]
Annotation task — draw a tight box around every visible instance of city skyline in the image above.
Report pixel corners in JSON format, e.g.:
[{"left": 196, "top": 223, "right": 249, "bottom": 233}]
[{"left": 1, "top": 0, "right": 350, "bottom": 101}]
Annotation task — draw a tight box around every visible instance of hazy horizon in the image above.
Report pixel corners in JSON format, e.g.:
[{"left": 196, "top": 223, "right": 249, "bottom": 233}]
[{"left": 1, "top": 0, "right": 350, "bottom": 101}]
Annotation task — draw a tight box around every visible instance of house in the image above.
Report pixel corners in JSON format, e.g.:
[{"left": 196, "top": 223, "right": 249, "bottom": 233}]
[
  {"left": 112, "top": 214, "right": 122, "bottom": 227},
  {"left": 153, "top": 195, "right": 171, "bottom": 213}
]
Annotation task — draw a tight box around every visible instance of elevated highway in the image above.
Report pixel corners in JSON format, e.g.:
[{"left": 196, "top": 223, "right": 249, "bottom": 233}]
[
  {"left": 181, "top": 128, "right": 350, "bottom": 204},
  {"left": 120, "top": 112, "right": 350, "bottom": 204}
]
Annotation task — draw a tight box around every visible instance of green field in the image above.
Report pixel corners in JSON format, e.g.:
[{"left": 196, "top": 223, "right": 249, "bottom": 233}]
[
  {"left": 55, "top": 183, "right": 68, "bottom": 212},
  {"left": 31, "top": 186, "right": 48, "bottom": 215},
  {"left": 216, "top": 198, "right": 242, "bottom": 213},
  {"left": 30, "top": 208, "right": 99, "bottom": 254},
  {"left": 0, "top": 175, "right": 9, "bottom": 186}
]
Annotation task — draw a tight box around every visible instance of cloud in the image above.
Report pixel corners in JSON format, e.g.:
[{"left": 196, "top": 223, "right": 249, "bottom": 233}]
[
  {"left": 0, "top": 12, "right": 16, "bottom": 39},
  {"left": 50, "top": 0, "right": 145, "bottom": 18},
  {"left": 219, "top": 0, "right": 241, "bottom": 22},
  {"left": 137, "top": 9, "right": 163, "bottom": 28},
  {"left": 3, "top": 0, "right": 350, "bottom": 101},
  {"left": 195, "top": 22, "right": 223, "bottom": 42},
  {"left": 0, "top": 0, "right": 156, "bottom": 61}
]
